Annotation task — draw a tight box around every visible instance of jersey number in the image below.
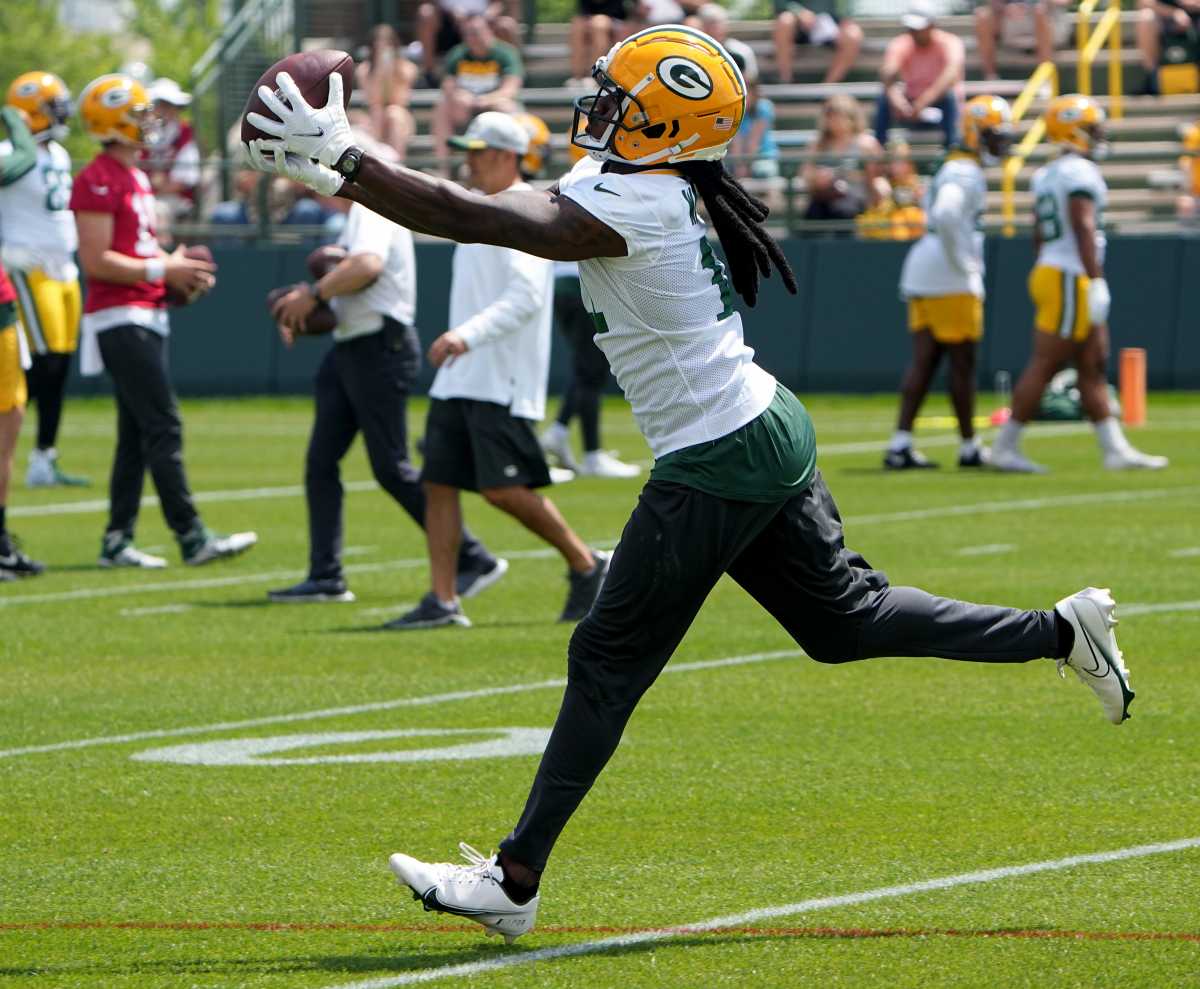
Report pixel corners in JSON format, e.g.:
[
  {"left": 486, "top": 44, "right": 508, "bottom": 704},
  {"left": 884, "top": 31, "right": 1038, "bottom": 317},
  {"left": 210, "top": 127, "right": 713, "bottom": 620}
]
[
  {"left": 41, "top": 166, "right": 71, "bottom": 212},
  {"left": 699, "top": 237, "right": 735, "bottom": 321},
  {"left": 1034, "top": 192, "right": 1062, "bottom": 242}
]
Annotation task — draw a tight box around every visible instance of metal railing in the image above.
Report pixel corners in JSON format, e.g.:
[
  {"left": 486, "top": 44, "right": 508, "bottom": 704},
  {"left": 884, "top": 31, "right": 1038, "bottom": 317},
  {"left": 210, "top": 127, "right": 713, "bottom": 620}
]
[
  {"left": 1002, "top": 60, "right": 1060, "bottom": 237},
  {"left": 1076, "top": 0, "right": 1123, "bottom": 119}
]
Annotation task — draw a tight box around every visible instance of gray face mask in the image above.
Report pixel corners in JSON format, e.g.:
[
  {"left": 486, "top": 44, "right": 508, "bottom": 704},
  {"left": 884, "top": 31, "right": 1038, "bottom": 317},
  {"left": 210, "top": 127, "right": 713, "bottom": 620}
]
[{"left": 1091, "top": 140, "right": 1110, "bottom": 162}]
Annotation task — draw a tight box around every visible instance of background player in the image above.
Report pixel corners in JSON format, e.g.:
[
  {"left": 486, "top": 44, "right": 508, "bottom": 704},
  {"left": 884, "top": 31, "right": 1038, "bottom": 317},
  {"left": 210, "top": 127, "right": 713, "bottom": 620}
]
[
  {"left": 992, "top": 95, "right": 1168, "bottom": 473},
  {"left": 1, "top": 72, "right": 87, "bottom": 488},
  {"left": 886, "top": 94, "right": 1012, "bottom": 471},
  {"left": 246, "top": 28, "right": 1136, "bottom": 942},
  {"left": 72, "top": 74, "right": 258, "bottom": 568}
]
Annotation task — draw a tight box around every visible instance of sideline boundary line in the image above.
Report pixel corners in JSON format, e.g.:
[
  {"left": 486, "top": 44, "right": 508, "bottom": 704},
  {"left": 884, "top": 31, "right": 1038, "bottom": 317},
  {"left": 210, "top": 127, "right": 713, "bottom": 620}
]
[
  {"left": 2, "top": 485, "right": 1195, "bottom": 610},
  {"left": 319, "top": 837, "right": 1200, "bottom": 989},
  {"left": 0, "top": 650, "right": 803, "bottom": 761}
]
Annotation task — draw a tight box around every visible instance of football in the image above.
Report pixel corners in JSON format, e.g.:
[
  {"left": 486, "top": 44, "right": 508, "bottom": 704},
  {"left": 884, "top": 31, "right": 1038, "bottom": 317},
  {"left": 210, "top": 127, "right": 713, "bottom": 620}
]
[
  {"left": 307, "top": 243, "right": 347, "bottom": 280},
  {"left": 164, "top": 245, "right": 215, "bottom": 307},
  {"left": 265, "top": 283, "right": 337, "bottom": 336},
  {"left": 240, "top": 49, "right": 355, "bottom": 145}
]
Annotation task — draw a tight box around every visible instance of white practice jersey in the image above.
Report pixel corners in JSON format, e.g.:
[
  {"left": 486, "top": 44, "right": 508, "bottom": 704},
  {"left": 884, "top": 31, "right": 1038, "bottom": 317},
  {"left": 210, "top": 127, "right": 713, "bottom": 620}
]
[
  {"left": 899, "top": 154, "right": 986, "bottom": 299},
  {"left": 0, "top": 140, "right": 77, "bottom": 280},
  {"left": 558, "top": 158, "right": 776, "bottom": 458},
  {"left": 1031, "top": 153, "right": 1107, "bottom": 275}
]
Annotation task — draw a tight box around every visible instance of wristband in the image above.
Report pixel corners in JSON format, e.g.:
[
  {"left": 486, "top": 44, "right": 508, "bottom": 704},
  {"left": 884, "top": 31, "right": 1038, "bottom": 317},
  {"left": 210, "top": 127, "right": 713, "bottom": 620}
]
[
  {"left": 144, "top": 257, "right": 165, "bottom": 284},
  {"left": 311, "top": 281, "right": 326, "bottom": 305}
]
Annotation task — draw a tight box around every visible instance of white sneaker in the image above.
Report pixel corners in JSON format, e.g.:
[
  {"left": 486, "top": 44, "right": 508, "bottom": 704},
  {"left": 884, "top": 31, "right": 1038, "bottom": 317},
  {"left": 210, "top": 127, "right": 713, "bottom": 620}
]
[
  {"left": 1103, "top": 448, "right": 1169, "bottom": 471},
  {"left": 991, "top": 448, "right": 1048, "bottom": 474},
  {"left": 26, "top": 450, "right": 55, "bottom": 487},
  {"left": 389, "top": 843, "right": 539, "bottom": 943},
  {"left": 1055, "top": 587, "right": 1135, "bottom": 724},
  {"left": 99, "top": 539, "right": 168, "bottom": 569},
  {"left": 579, "top": 450, "right": 641, "bottom": 478},
  {"left": 539, "top": 424, "right": 578, "bottom": 471},
  {"left": 549, "top": 466, "right": 576, "bottom": 485}
]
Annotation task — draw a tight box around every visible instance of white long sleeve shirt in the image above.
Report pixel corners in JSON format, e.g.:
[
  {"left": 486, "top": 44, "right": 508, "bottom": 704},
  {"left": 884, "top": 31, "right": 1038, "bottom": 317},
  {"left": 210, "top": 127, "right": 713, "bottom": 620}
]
[
  {"left": 429, "top": 181, "right": 554, "bottom": 420},
  {"left": 899, "top": 153, "right": 987, "bottom": 299}
]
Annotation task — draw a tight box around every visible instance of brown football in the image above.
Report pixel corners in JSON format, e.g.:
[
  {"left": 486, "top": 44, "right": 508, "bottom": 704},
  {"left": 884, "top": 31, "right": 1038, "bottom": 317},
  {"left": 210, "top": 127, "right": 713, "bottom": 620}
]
[
  {"left": 241, "top": 50, "right": 355, "bottom": 145},
  {"left": 307, "top": 243, "right": 347, "bottom": 280},
  {"left": 164, "top": 245, "right": 216, "bottom": 307},
  {"left": 266, "top": 283, "right": 337, "bottom": 336}
]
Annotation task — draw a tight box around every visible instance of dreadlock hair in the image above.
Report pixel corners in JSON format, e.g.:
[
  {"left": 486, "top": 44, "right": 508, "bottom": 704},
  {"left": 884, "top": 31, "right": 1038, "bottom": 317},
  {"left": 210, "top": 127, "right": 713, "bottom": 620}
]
[{"left": 676, "top": 160, "right": 798, "bottom": 308}]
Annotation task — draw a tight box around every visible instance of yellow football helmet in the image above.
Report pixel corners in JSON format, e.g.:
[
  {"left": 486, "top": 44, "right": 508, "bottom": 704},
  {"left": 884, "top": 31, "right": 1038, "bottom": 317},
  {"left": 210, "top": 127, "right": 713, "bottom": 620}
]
[
  {"left": 571, "top": 25, "right": 746, "bottom": 166},
  {"left": 515, "top": 111, "right": 551, "bottom": 178},
  {"left": 961, "top": 94, "right": 1012, "bottom": 162},
  {"left": 78, "top": 74, "right": 157, "bottom": 147},
  {"left": 7, "top": 72, "right": 72, "bottom": 141},
  {"left": 1045, "top": 94, "right": 1107, "bottom": 157}
]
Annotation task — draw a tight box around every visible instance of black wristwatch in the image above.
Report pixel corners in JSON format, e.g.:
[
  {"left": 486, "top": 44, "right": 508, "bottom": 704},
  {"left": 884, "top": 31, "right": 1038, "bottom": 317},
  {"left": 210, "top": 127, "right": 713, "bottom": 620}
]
[
  {"left": 335, "top": 145, "right": 365, "bottom": 183},
  {"left": 310, "top": 281, "right": 326, "bottom": 304}
]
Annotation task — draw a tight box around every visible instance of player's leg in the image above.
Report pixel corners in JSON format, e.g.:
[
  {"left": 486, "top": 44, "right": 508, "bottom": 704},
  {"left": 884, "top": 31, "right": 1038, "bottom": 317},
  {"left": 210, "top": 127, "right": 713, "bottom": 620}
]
[
  {"left": 388, "top": 482, "right": 781, "bottom": 936},
  {"left": 540, "top": 284, "right": 584, "bottom": 471},
  {"left": 1075, "top": 322, "right": 1168, "bottom": 469},
  {"left": 271, "top": 347, "right": 358, "bottom": 602},
  {"left": 886, "top": 314, "right": 944, "bottom": 469},
  {"left": 568, "top": 306, "right": 638, "bottom": 478},
  {"left": 728, "top": 471, "right": 1132, "bottom": 723},
  {"left": 0, "top": 320, "right": 43, "bottom": 577},
  {"left": 947, "top": 340, "right": 984, "bottom": 465}
]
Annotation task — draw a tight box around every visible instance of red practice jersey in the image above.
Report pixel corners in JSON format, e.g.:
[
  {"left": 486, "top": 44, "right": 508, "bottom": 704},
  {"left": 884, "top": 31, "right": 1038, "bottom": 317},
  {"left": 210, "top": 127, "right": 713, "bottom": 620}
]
[
  {"left": 69, "top": 152, "right": 166, "bottom": 314},
  {"left": 0, "top": 261, "right": 15, "bottom": 306}
]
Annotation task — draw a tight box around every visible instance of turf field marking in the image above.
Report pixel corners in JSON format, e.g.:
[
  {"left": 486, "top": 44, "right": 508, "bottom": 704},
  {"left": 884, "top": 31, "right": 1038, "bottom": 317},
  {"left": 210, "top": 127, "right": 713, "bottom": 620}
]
[
  {"left": 358, "top": 604, "right": 417, "bottom": 619},
  {"left": 1168, "top": 547, "right": 1200, "bottom": 558},
  {"left": 955, "top": 544, "right": 1016, "bottom": 557},
  {"left": 118, "top": 604, "right": 196, "bottom": 617},
  {"left": 316, "top": 836, "right": 1200, "bottom": 989},
  {"left": 1120, "top": 600, "right": 1200, "bottom": 616},
  {"left": 0, "top": 649, "right": 804, "bottom": 760},
  {"left": 343, "top": 546, "right": 378, "bottom": 557}
]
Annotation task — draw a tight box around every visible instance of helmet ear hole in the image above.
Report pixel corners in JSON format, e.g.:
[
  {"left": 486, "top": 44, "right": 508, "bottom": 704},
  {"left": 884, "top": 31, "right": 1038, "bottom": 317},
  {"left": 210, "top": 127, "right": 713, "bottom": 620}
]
[{"left": 642, "top": 123, "right": 666, "bottom": 139}]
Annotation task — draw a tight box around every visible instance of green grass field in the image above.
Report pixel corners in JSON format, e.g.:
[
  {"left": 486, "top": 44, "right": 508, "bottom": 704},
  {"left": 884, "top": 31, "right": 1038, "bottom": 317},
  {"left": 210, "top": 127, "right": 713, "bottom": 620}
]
[{"left": 2, "top": 392, "right": 1198, "bottom": 988}]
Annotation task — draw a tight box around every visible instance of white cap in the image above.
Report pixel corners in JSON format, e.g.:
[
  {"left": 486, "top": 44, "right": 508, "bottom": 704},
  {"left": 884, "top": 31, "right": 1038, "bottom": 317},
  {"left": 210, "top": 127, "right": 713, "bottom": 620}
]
[
  {"left": 148, "top": 77, "right": 192, "bottom": 106},
  {"left": 901, "top": 0, "right": 937, "bottom": 30},
  {"left": 448, "top": 111, "right": 529, "bottom": 154}
]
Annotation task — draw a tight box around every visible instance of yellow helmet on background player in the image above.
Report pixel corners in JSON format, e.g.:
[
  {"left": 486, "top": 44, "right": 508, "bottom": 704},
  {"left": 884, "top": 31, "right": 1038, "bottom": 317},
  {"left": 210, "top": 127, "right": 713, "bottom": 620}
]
[
  {"left": 1044, "top": 94, "right": 1108, "bottom": 158},
  {"left": 514, "top": 111, "right": 551, "bottom": 178},
  {"left": 6, "top": 72, "right": 72, "bottom": 142},
  {"left": 78, "top": 74, "right": 158, "bottom": 147},
  {"left": 961, "top": 94, "right": 1012, "bottom": 163},
  {"left": 571, "top": 25, "right": 746, "bottom": 166}
]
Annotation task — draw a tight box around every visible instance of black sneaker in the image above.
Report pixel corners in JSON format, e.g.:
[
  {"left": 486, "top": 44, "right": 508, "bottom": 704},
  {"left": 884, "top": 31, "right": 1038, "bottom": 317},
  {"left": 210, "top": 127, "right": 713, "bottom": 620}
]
[
  {"left": 382, "top": 591, "right": 471, "bottom": 630},
  {"left": 267, "top": 577, "right": 356, "bottom": 603},
  {"left": 883, "top": 447, "right": 939, "bottom": 470},
  {"left": 559, "top": 550, "right": 611, "bottom": 623},
  {"left": 456, "top": 557, "right": 510, "bottom": 599},
  {"left": 179, "top": 521, "right": 258, "bottom": 566},
  {"left": 958, "top": 445, "right": 991, "bottom": 469},
  {"left": 0, "top": 532, "right": 45, "bottom": 577}
]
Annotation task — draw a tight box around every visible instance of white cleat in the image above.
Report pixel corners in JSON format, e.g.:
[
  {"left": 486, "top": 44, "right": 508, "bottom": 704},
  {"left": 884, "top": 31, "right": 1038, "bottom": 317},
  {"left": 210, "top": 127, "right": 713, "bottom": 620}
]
[
  {"left": 991, "top": 448, "right": 1048, "bottom": 474},
  {"left": 1103, "top": 448, "right": 1169, "bottom": 471},
  {"left": 578, "top": 450, "right": 641, "bottom": 479},
  {"left": 539, "top": 426, "right": 578, "bottom": 472},
  {"left": 389, "top": 843, "right": 539, "bottom": 943},
  {"left": 1054, "top": 587, "right": 1135, "bottom": 724}
]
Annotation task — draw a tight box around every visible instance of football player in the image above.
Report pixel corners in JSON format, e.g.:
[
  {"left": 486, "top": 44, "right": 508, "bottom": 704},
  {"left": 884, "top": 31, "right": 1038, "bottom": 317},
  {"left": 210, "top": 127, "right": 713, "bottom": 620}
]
[
  {"left": 2, "top": 72, "right": 87, "bottom": 487},
  {"left": 885, "top": 94, "right": 1012, "bottom": 470},
  {"left": 993, "top": 94, "right": 1168, "bottom": 472},
  {"left": 71, "top": 74, "right": 257, "bottom": 567},
  {"left": 249, "top": 28, "right": 1137, "bottom": 940}
]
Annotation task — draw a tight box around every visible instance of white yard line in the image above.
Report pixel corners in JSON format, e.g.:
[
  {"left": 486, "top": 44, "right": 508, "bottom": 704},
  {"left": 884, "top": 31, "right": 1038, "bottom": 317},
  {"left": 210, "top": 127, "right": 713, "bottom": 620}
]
[
  {"left": 4, "top": 485, "right": 1194, "bottom": 612},
  {"left": 319, "top": 837, "right": 1200, "bottom": 989},
  {"left": 0, "top": 650, "right": 804, "bottom": 761},
  {"left": 1168, "top": 547, "right": 1200, "bottom": 558},
  {"left": 118, "top": 604, "right": 196, "bottom": 618},
  {"left": 1120, "top": 600, "right": 1200, "bottom": 616},
  {"left": 955, "top": 544, "right": 1016, "bottom": 557}
]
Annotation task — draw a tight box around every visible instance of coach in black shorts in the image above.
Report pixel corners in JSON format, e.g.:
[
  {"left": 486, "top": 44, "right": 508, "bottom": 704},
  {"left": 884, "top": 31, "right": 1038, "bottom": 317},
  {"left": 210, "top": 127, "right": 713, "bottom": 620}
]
[
  {"left": 386, "top": 112, "right": 608, "bottom": 630},
  {"left": 266, "top": 196, "right": 502, "bottom": 605}
]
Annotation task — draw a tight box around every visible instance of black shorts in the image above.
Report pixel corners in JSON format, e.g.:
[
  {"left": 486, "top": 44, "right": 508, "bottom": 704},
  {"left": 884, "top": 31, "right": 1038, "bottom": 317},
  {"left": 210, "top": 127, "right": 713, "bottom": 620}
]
[
  {"left": 435, "top": 11, "right": 463, "bottom": 55},
  {"left": 421, "top": 397, "right": 552, "bottom": 492},
  {"left": 578, "top": 0, "right": 627, "bottom": 20}
]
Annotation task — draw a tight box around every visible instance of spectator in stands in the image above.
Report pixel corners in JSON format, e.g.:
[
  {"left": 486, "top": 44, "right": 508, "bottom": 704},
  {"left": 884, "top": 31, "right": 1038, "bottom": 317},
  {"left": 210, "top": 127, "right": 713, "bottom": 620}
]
[
  {"left": 974, "top": 1, "right": 1069, "bottom": 81},
  {"left": 804, "top": 93, "right": 888, "bottom": 226},
  {"left": 432, "top": 14, "right": 524, "bottom": 165},
  {"left": 856, "top": 141, "right": 926, "bottom": 241},
  {"left": 416, "top": 0, "right": 520, "bottom": 85},
  {"left": 1179, "top": 120, "right": 1200, "bottom": 220},
  {"left": 140, "top": 78, "right": 200, "bottom": 221},
  {"left": 728, "top": 53, "right": 779, "bottom": 180},
  {"left": 1136, "top": 0, "right": 1200, "bottom": 95},
  {"left": 699, "top": 5, "right": 758, "bottom": 84},
  {"left": 624, "top": 0, "right": 706, "bottom": 34},
  {"left": 568, "top": 0, "right": 628, "bottom": 89},
  {"left": 773, "top": 1, "right": 863, "bottom": 85},
  {"left": 356, "top": 24, "right": 417, "bottom": 160},
  {"left": 875, "top": 2, "right": 965, "bottom": 148}
]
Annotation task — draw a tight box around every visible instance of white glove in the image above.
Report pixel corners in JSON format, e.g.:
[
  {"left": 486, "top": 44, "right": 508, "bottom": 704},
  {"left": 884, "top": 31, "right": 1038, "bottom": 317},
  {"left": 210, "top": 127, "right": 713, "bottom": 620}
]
[
  {"left": 247, "top": 138, "right": 344, "bottom": 196},
  {"left": 966, "top": 268, "right": 984, "bottom": 300},
  {"left": 245, "top": 70, "right": 353, "bottom": 169},
  {"left": 1088, "top": 277, "right": 1111, "bottom": 326}
]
